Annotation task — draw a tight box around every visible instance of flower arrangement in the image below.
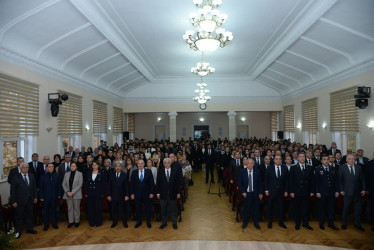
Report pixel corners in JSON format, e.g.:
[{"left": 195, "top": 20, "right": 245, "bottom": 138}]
[{"left": 0, "top": 228, "right": 21, "bottom": 249}]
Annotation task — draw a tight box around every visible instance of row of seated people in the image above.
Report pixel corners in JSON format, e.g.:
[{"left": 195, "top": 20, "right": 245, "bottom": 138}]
[
  {"left": 5, "top": 152, "right": 189, "bottom": 238},
  {"left": 223, "top": 149, "right": 374, "bottom": 232}
]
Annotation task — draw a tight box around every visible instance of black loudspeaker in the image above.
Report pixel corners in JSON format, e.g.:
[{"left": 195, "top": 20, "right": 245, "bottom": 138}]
[
  {"left": 355, "top": 98, "right": 368, "bottom": 109},
  {"left": 123, "top": 131, "right": 129, "bottom": 141},
  {"left": 277, "top": 131, "right": 284, "bottom": 140}
]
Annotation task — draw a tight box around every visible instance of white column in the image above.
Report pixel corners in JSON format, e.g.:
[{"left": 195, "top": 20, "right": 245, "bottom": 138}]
[
  {"left": 227, "top": 111, "right": 237, "bottom": 141},
  {"left": 168, "top": 112, "right": 178, "bottom": 142}
]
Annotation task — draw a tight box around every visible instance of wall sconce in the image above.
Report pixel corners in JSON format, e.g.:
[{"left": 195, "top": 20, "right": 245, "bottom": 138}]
[
  {"left": 85, "top": 125, "right": 89, "bottom": 131},
  {"left": 199, "top": 118, "right": 204, "bottom": 122},
  {"left": 241, "top": 117, "right": 246, "bottom": 122},
  {"left": 296, "top": 122, "right": 302, "bottom": 129},
  {"left": 46, "top": 127, "right": 53, "bottom": 133},
  {"left": 157, "top": 117, "right": 162, "bottom": 122},
  {"left": 322, "top": 122, "right": 327, "bottom": 130},
  {"left": 108, "top": 126, "right": 111, "bottom": 131},
  {"left": 367, "top": 121, "right": 374, "bottom": 129}
]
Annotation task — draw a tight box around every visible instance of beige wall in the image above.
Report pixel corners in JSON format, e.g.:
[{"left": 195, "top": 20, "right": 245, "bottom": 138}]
[
  {"left": 0, "top": 61, "right": 123, "bottom": 203},
  {"left": 282, "top": 70, "right": 374, "bottom": 155},
  {"left": 236, "top": 112, "right": 271, "bottom": 139},
  {"left": 134, "top": 113, "right": 169, "bottom": 140}
]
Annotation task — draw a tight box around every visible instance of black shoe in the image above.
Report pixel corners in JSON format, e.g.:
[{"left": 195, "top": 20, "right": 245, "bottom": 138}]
[
  {"left": 159, "top": 223, "right": 167, "bottom": 229},
  {"left": 268, "top": 222, "right": 272, "bottom": 229},
  {"left": 295, "top": 224, "right": 300, "bottom": 230},
  {"left": 123, "top": 222, "right": 128, "bottom": 228},
  {"left": 355, "top": 225, "right": 365, "bottom": 231},
  {"left": 279, "top": 223, "right": 287, "bottom": 229},
  {"left": 147, "top": 222, "right": 152, "bottom": 228},
  {"left": 342, "top": 224, "right": 347, "bottom": 230},
  {"left": 111, "top": 222, "right": 117, "bottom": 228},
  {"left": 371, "top": 226, "right": 374, "bottom": 232},
  {"left": 303, "top": 224, "right": 313, "bottom": 230},
  {"left": 43, "top": 226, "right": 48, "bottom": 231},
  {"left": 135, "top": 222, "right": 142, "bottom": 228},
  {"left": 26, "top": 229, "right": 37, "bottom": 234},
  {"left": 328, "top": 224, "right": 338, "bottom": 230},
  {"left": 259, "top": 218, "right": 265, "bottom": 222},
  {"left": 205, "top": 181, "right": 208, "bottom": 184},
  {"left": 319, "top": 225, "right": 325, "bottom": 230},
  {"left": 52, "top": 224, "right": 58, "bottom": 229},
  {"left": 68, "top": 223, "right": 74, "bottom": 228},
  {"left": 75, "top": 223, "right": 79, "bottom": 227},
  {"left": 173, "top": 224, "right": 178, "bottom": 230},
  {"left": 242, "top": 223, "right": 248, "bottom": 229},
  {"left": 254, "top": 223, "right": 260, "bottom": 230}
]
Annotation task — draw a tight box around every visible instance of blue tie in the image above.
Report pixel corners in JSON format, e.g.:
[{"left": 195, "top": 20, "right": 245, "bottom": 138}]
[
  {"left": 24, "top": 174, "right": 29, "bottom": 186},
  {"left": 140, "top": 170, "right": 143, "bottom": 182}
]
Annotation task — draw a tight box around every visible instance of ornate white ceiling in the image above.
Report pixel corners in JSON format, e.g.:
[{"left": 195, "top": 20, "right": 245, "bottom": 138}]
[{"left": 0, "top": 0, "right": 373, "bottom": 103}]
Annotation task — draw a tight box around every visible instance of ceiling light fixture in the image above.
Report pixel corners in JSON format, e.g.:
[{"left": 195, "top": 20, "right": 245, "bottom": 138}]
[
  {"left": 183, "top": 0, "right": 233, "bottom": 52},
  {"left": 193, "top": 79, "right": 211, "bottom": 104},
  {"left": 191, "top": 53, "right": 215, "bottom": 76}
]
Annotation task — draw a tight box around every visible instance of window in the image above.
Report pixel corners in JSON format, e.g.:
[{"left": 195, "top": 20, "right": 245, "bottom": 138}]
[
  {"left": 302, "top": 98, "right": 318, "bottom": 144},
  {"left": 330, "top": 87, "right": 359, "bottom": 154},
  {"left": 283, "top": 105, "right": 295, "bottom": 142},
  {"left": 57, "top": 91, "right": 82, "bottom": 154},
  {"left": 93, "top": 100, "right": 108, "bottom": 148},
  {"left": 113, "top": 107, "right": 123, "bottom": 145},
  {"left": 0, "top": 73, "right": 39, "bottom": 180},
  {"left": 128, "top": 113, "right": 135, "bottom": 139},
  {"left": 270, "top": 112, "right": 279, "bottom": 141}
]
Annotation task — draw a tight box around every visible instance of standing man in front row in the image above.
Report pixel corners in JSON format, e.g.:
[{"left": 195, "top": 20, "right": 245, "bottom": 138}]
[
  {"left": 157, "top": 158, "right": 181, "bottom": 230},
  {"left": 338, "top": 154, "right": 366, "bottom": 231},
  {"left": 238, "top": 158, "right": 263, "bottom": 230},
  {"left": 10, "top": 163, "right": 38, "bottom": 238},
  {"left": 315, "top": 155, "right": 339, "bottom": 230}
]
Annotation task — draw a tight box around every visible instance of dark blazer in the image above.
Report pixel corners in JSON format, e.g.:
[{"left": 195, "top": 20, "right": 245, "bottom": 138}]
[
  {"left": 252, "top": 156, "right": 264, "bottom": 167},
  {"left": 7, "top": 167, "right": 20, "bottom": 184},
  {"left": 10, "top": 173, "right": 37, "bottom": 205},
  {"left": 204, "top": 149, "right": 216, "bottom": 167},
  {"left": 39, "top": 172, "right": 62, "bottom": 200},
  {"left": 130, "top": 169, "right": 154, "bottom": 198},
  {"left": 229, "top": 158, "right": 243, "bottom": 181},
  {"left": 289, "top": 163, "right": 313, "bottom": 196},
  {"left": 157, "top": 168, "right": 181, "bottom": 200},
  {"left": 28, "top": 161, "right": 43, "bottom": 175},
  {"left": 327, "top": 148, "right": 341, "bottom": 156},
  {"left": 259, "top": 163, "right": 270, "bottom": 182},
  {"left": 58, "top": 161, "right": 71, "bottom": 182},
  {"left": 264, "top": 164, "right": 288, "bottom": 196},
  {"left": 238, "top": 167, "right": 263, "bottom": 196},
  {"left": 221, "top": 152, "right": 232, "bottom": 169},
  {"left": 312, "top": 157, "right": 321, "bottom": 168},
  {"left": 107, "top": 171, "right": 129, "bottom": 201},
  {"left": 314, "top": 165, "right": 339, "bottom": 196},
  {"left": 28, "top": 161, "right": 44, "bottom": 186},
  {"left": 338, "top": 163, "right": 366, "bottom": 196},
  {"left": 85, "top": 170, "right": 106, "bottom": 197}
]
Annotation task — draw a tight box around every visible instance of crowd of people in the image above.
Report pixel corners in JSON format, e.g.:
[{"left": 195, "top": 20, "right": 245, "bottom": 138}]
[{"left": 5, "top": 137, "right": 374, "bottom": 239}]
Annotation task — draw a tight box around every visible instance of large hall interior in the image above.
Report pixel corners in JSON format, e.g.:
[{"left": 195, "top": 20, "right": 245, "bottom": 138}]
[{"left": 0, "top": 0, "right": 374, "bottom": 249}]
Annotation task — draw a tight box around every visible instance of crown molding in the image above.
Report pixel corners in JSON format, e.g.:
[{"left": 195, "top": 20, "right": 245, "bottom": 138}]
[
  {"left": 248, "top": 0, "right": 337, "bottom": 79},
  {"left": 0, "top": 46, "right": 125, "bottom": 103},
  {"left": 281, "top": 59, "right": 374, "bottom": 100}
]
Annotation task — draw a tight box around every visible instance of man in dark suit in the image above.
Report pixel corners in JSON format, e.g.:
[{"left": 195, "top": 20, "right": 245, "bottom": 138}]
[
  {"left": 338, "top": 154, "right": 366, "bottom": 231},
  {"left": 58, "top": 154, "right": 72, "bottom": 182},
  {"left": 264, "top": 155, "right": 288, "bottom": 229},
  {"left": 65, "top": 145, "right": 75, "bottom": 158},
  {"left": 220, "top": 147, "right": 232, "bottom": 188},
  {"left": 327, "top": 142, "right": 341, "bottom": 156},
  {"left": 289, "top": 152, "right": 314, "bottom": 230},
  {"left": 28, "top": 153, "right": 44, "bottom": 186},
  {"left": 238, "top": 158, "right": 263, "bottom": 230},
  {"left": 107, "top": 162, "right": 129, "bottom": 228},
  {"left": 131, "top": 159, "right": 154, "bottom": 228},
  {"left": 312, "top": 149, "right": 321, "bottom": 168},
  {"left": 229, "top": 151, "right": 243, "bottom": 185},
  {"left": 39, "top": 163, "right": 62, "bottom": 231},
  {"left": 204, "top": 144, "right": 216, "bottom": 184},
  {"left": 357, "top": 149, "right": 369, "bottom": 167},
  {"left": 169, "top": 153, "right": 183, "bottom": 184},
  {"left": 259, "top": 156, "right": 271, "bottom": 182},
  {"left": 10, "top": 163, "right": 38, "bottom": 238},
  {"left": 315, "top": 155, "right": 339, "bottom": 230},
  {"left": 253, "top": 148, "right": 264, "bottom": 167},
  {"left": 157, "top": 158, "right": 181, "bottom": 230},
  {"left": 8, "top": 157, "right": 24, "bottom": 184}
]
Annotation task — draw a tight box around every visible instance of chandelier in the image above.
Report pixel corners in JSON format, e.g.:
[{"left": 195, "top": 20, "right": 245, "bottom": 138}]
[
  {"left": 193, "top": 80, "right": 211, "bottom": 104},
  {"left": 191, "top": 53, "right": 215, "bottom": 76},
  {"left": 183, "top": 0, "right": 233, "bottom": 52}
]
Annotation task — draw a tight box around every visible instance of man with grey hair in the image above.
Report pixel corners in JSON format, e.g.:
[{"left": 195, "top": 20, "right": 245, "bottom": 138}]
[
  {"left": 10, "top": 163, "right": 38, "bottom": 238},
  {"left": 157, "top": 158, "right": 181, "bottom": 230},
  {"left": 339, "top": 154, "right": 366, "bottom": 231}
]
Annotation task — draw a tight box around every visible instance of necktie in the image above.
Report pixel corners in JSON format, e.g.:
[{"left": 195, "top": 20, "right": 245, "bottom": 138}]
[
  {"left": 116, "top": 173, "right": 119, "bottom": 179},
  {"left": 248, "top": 170, "right": 253, "bottom": 192},
  {"left": 308, "top": 159, "right": 311, "bottom": 165},
  {"left": 236, "top": 159, "right": 240, "bottom": 166},
  {"left": 257, "top": 158, "right": 259, "bottom": 164},
  {"left": 209, "top": 149, "right": 211, "bottom": 155},
  {"left": 140, "top": 170, "right": 144, "bottom": 182},
  {"left": 277, "top": 166, "right": 280, "bottom": 178},
  {"left": 167, "top": 169, "right": 170, "bottom": 182},
  {"left": 34, "top": 162, "right": 37, "bottom": 171},
  {"left": 349, "top": 166, "right": 354, "bottom": 176},
  {"left": 66, "top": 162, "right": 70, "bottom": 172},
  {"left": 44, "top": 165, "right": 47, "bottom": 174},
  {"left": 301, "top": 165, "right": 305, "bottom": 171},
  {"left": 24, "top": 174, "right": 29, "bottom": 186}
]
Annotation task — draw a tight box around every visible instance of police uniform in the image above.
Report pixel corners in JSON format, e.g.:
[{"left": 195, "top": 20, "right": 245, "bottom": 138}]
[{"left": 314, "top": 165, "right": 339, "bottom": 229}]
